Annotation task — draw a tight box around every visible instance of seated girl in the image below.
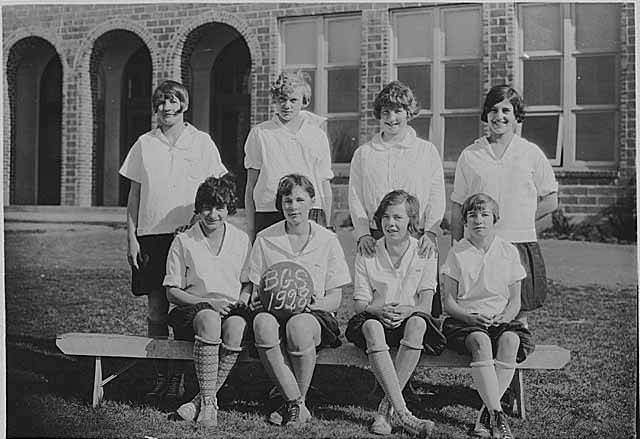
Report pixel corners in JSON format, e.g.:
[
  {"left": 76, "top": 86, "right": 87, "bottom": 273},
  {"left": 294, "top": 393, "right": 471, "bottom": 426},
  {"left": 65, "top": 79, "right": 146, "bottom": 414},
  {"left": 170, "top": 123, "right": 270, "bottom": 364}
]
[
  {"left": 345, "top": 190, "right": 445, "bottom": 437},
  {"left": 163, "top": 174, "right": 252, "bottom": 427},
  {"left": 247, "top": 174, "right": 351, "bottom": 427}
]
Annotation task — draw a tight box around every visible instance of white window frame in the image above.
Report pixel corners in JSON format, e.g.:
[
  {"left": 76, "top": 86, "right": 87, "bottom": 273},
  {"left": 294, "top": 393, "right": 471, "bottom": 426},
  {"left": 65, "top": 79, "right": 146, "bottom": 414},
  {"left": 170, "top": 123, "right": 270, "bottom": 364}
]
[
  {"left": 391, "top": 5, "right": 483, "bottom": 167},
  {"left": 516, "top": 3, "right": 620, "bottom": 169},
  {"left": 279, "top": 14, "right": 361, "bottom": 172}
]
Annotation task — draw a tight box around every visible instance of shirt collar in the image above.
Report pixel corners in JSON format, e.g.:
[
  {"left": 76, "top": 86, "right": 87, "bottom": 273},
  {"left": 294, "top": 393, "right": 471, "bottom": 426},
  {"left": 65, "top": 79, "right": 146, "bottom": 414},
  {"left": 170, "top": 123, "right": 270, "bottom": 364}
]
[
  {"left": 370, "top": 126, "right": 418, "bottom": 151},
  {"left": 152, "top": 122, "right": 196, "bottom": 149},
  {"left": 260, "top": 220, "right": 329, "bottom": 257},
  {"left": 478, "top": 134, "right": 520, "bottom": 160},
  {"left": 375, "top": 236, "right": 418, "bottom": 271}
]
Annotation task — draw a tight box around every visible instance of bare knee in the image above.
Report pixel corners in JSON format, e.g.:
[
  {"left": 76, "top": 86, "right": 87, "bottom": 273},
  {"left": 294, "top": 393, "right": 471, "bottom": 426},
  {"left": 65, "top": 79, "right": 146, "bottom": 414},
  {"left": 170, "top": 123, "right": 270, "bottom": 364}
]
[
  {"left": 253, "top": 312, "right": 280, "bottom": 346},
  {"left": 402, "top": 316, "right": 427, "bottom": 345},
  {"left": 361, "top": 319, "right": 387, "bottom": 351},
  {"left": 496, "top": 331, "right": 520, "bottom": 360},
  {"left": 286, "top": 314, "right": 320, "bottom": 351},
  {"left": 222, "top": 315, "right": 247, "bottom": 349},
  {"left": 465, "top": 332, "right": 493, "bottom": 361},
  {"left": 193, "top": 309, "right": 221, "bottom": 342}
]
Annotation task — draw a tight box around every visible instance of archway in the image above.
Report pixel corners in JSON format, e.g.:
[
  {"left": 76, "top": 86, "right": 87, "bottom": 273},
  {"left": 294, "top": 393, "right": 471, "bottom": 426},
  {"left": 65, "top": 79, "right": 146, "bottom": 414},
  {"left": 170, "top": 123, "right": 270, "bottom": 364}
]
[
  {"left": 90, "top": 30, "right": 151, "bottom": 206},
  {"left": 181, "top": 23, "right": 251, "bottom": 205},
  {"left": 7, "top": 37, "right": 62, "bottom": 205}
]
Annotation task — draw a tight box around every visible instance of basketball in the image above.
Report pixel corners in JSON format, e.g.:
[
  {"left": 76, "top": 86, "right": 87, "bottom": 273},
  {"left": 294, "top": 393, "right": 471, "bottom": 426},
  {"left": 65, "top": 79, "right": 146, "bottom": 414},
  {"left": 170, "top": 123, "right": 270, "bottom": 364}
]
[{"left": 258, "top": 260, "right": 314, "bottom": 320}]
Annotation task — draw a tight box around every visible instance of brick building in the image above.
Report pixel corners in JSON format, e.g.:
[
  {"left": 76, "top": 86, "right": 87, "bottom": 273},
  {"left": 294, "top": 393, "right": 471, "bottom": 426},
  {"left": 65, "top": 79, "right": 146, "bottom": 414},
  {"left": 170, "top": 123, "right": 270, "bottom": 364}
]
[{"left": 3, "top": 2, "right": 635, "bottom": 226}]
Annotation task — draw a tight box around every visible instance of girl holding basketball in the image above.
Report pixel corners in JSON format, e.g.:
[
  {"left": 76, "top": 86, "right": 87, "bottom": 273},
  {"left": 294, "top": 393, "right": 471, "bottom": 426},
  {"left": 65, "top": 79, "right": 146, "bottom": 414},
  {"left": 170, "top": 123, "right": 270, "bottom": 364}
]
[
  {"left": 346, "top": 190, "right": 446, "bottom": 437},
  {"left": 247, "top": 174, "right": 351, "bottom": 427}
]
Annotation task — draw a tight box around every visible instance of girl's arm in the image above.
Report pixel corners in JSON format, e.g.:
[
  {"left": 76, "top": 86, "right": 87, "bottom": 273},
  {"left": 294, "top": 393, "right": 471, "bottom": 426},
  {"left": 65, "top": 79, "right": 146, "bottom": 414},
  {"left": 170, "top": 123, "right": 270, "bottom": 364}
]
[
  {"left": 493, "top": 281, "right": 522, "bottom": 324},
  {"left": 238, "top": 282, "right": 253, "bottom": 306},
  {"left": 308, "top": 287, "right": 342, "bottom": 313},
  {"left": 126, "top": 181, "right": 141, "bottom": 269},
  {"left": 415, "top": 288, "right": 435, "bottom": 315},
  {"left": 321, "top": 179, "right": 333, "bottom": 227},
  {"left": 245, "top": 168, "right": 259, "bottom": 242},
  {"left": 536, "top": 191, "right": 558, "bottom": 220},
  {"left": 451, "top": 202, "right": 464, "bottom": 243}
]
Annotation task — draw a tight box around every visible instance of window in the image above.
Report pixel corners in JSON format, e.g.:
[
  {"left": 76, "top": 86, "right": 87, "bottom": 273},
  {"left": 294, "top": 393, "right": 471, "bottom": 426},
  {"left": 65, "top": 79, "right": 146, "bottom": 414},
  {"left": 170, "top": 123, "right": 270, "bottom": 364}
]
[
  {"left": 518, "top": 3, "right": 620, "bottom": 167},
  {"left": 280, "top": 15, "right": 361, "bottom": 163},
  {"left": 392, "top": 6, "right": 482, "bottom": 163}
]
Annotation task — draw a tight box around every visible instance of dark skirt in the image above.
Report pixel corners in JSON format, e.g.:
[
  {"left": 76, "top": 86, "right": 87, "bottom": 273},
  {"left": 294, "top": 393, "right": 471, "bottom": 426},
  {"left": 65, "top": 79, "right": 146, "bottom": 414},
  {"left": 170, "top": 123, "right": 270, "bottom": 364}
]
[
  {"left": 253, "top": 309, "right": 342, "bottom": 350},
  {"left": 345, "top": 311, "right": 446, "bottom": 356},
  {"left": 514, "top": 242, "right": 548, "bottom": 311},
  {"left": 131, "top": 233, "right": 175, "bottom": 296},
  {"left": 442, "top": 317, "right": 534, "bottom": 363}
]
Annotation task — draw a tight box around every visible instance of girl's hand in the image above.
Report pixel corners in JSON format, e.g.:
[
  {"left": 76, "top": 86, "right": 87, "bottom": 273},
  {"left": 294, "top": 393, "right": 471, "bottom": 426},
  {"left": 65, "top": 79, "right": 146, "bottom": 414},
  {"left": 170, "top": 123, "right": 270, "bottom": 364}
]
[
  {"left": 388, "top": 304, "right": 414, "bottom": 324},
  {"left": 248, "top": 292, "right": 264, "bottom": 312},
  {"left": 357, "top": 235, "right": 376, "bottom": 257},
  {"left": 466, "top": 313, "right": 494, "bottom": 328},
  {"left": 417, "top": 232, "right": 438, "bottom": 259},
  {"left": 491, "top": 313, "right": 510, "bottom": 325},
  {"left": 127, "top": 238, "right": 142, "bottom": 270},
  {"left": 209, "top": 299, "right": 233, "bottom": 316}
]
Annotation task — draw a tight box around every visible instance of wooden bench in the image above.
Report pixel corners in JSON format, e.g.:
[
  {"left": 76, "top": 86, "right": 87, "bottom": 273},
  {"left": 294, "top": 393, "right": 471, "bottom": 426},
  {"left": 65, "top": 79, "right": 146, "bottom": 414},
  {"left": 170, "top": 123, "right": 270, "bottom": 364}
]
[{"left": 56, "top": 332, "right": 570, "bottom": 420}]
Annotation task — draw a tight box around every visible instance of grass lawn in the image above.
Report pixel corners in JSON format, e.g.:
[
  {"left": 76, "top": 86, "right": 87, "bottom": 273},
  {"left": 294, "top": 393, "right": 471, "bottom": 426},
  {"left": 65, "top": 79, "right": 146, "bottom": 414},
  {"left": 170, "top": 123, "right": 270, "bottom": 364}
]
[{"left": 4, "top": 227, "right": 637, "bottom": 438}]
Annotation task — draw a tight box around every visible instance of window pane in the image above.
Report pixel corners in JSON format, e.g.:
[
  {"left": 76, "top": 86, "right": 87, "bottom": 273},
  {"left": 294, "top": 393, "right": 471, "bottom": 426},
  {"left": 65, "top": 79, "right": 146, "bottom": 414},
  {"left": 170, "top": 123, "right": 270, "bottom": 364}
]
[
  {"left": 408, "top": 116, "right": 430, "bottom": 140},
  {"left": 445, "top": 63, "right": 480, "bottom": 109},
  {"left": 395, "top": 11, "right": 433, "bottom": 59},
  {"left": 522, "top": 115, "right": 559, "bottom": 160},
  {"left": 328, "top": 118, "right": 359, "bottom": 162},
  {"left": 444, "top": 8, "right": 481, "bottom": 58},
  {"left": 283, "top": 21, "right": 316, "bottom": 65},
  {"left": 444, "top": 115, "right": 479, "bottom": 161},
  {"left": 522, "top": 4, "right": 562, "bottom": 52},
  {"left": 577, "top": 56, "right": 616, "bottom": 105},
  {"left": 327, "top": 18, "right": 360, "bottom": 64},
  {"left": 576, "top": 4, "right": 619, "bottom": 51},
  {"left": 397, "top": 64, "right": 430, "bottom": 110},
  {"left": 576, "top": 113, "right": 615, "bottom": 161},
  {"left": 523, "top": 59, "right": 561, "bottom": 105},
  {"left": 328, "top": 68, "right": 359, "bottom": 113}
]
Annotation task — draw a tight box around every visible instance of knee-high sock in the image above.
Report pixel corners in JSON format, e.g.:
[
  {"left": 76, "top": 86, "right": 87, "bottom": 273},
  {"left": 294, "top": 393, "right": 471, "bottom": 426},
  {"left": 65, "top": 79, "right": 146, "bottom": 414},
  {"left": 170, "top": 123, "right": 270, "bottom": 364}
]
[
  {"left": 368, "top": 347, "right": 407, "bottom": 413},
  {"left": 495, "top": 360, "right": 516, "bottom": 399},
  {"left": 288, "top": 344, "right": 316, "bottom": 401},
  {"left": 394, "top": 339, "right": 423, "bottom": 391},
  {"left": 194, "top": 335, "right": 221, "bottom": 399},
  {"left": 256, "top": 341, "right": 301, "bottom": 401},
  {"left": 470, "top": 359, "right": 500, "bottom": 411},
  {"left": 217, "top": 344, "right": 242, "bottom": 391}
]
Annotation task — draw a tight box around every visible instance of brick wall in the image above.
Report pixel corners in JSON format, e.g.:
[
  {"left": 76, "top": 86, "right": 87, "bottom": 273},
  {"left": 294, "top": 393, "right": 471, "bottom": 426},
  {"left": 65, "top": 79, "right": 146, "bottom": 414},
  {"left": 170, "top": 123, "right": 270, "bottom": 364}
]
[{"left": 2, "top": 2, "right": 635, "bottom": 229}]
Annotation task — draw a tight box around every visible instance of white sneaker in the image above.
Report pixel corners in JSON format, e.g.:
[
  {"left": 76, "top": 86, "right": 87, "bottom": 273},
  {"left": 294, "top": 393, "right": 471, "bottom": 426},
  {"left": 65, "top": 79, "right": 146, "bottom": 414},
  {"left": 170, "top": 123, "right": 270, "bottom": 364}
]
[
  {"left": 176, "top": 392, "right": 200, "bottom": 421},
  {"left": 370, "top": 397, "right": 393, "bottom": 435},
  {"left": 397, "top": 409, "right": 434, "bottom": 438}
]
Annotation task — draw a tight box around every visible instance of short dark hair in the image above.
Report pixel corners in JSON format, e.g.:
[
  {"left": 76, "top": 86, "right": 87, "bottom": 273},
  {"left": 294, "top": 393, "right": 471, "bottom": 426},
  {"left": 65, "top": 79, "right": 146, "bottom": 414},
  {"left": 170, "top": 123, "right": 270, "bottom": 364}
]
[
  {"left": 194, "top": 173, "right": 237, "bottom": 215},
  {"left": 270, "top": 71, "right": 312, "bottom": 107},
  {"left": 373, "top": 190, "right": 421, "bottom": 237},
  {"left": 481, "top": 85, "right": 525, "bottom": 123},
  {"left": 152, "top": 80, "right": 189, "bottom": 113},
  {"left": 461, "top": 193, "right": 500, "bottom": 224},
  {"left": 275, "top": 174, "right": 315, "bottom": 213},
  {"left": 373, "top": 80, "right": 420, "bottom": 120}
]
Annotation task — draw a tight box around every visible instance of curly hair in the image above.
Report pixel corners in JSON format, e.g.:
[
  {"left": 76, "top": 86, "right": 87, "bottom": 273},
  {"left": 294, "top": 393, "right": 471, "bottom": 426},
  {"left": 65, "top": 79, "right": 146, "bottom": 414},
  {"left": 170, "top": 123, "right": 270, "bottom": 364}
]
[
  {"left": 373, "top": 190, "right": 421, "bottom": 237},
  {"left": 481, "top": 85, "right": 525, "bottom": 123},
  {"left": 373, "top": 80, "right": 420, "bottom": 120},
  {"left": 270, "top": 71, "right": 312, "bottom": 107},
  {"left": 194, "top": 173, "right": 238, "bottom": 215}
]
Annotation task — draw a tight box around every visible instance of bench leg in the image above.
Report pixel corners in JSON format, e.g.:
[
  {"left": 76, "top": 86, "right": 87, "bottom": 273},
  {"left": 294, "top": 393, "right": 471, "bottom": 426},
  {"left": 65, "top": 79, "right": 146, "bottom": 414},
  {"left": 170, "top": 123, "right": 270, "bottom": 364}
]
[
  {"left": 92, "top": 356, "right": 104, "bottom": 408},
  {"left": 512, "top": 369, "right": 526, "bottom": 420}
]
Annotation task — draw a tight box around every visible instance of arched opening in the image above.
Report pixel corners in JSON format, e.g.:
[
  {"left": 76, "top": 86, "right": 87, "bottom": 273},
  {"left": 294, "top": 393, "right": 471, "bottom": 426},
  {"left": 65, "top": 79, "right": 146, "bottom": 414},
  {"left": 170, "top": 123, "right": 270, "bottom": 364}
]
[
  {"left": 7, "top": 37, "right": 62, "bottom": 205},
  {"left": 90, "top": 30, "right": 151, "bottom": 206},
  {"left": 180, "top": 23, "right": 251, "bottom": 205}
]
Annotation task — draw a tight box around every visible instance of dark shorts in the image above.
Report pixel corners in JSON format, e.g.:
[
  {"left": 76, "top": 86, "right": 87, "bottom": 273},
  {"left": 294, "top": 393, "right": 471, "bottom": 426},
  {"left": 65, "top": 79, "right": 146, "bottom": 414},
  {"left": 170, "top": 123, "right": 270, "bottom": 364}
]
[
  {"left": 131, "top": 233, "right": 175, "bottom": 296},
  {"left": 442, "top": 317, "right": 534, "bottom": 363},
  {"left": 514, "top": 242, "right": 548, "bottom": 311},
  {"left": 255, "top": 208, "right": 327, "bottom": 235},
  {"left": 168, "top": 302, "right": 253, "bottom": 343},
  {"left": 345, "top": 311, "right": 446, "bottom": 356},
  {"left": 255, "top": 309, "right": 342, "bottom": 350}
]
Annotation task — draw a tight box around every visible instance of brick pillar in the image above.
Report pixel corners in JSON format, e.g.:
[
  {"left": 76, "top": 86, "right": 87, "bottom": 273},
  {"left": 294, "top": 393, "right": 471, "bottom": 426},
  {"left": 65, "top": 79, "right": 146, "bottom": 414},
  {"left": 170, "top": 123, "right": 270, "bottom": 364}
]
[
  {"left": 482, "top": 3, "right": 516, "bottom": 92},
  {"left": 619, "top": 3, "right": 635, "bottom": 185}
]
